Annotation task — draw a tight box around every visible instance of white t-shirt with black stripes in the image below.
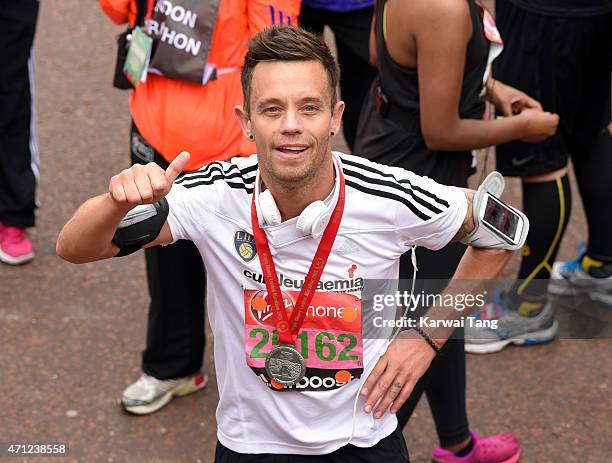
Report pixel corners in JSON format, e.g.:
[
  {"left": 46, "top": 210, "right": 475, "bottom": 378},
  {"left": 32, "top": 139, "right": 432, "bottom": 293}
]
[{"left": 166, "top": 152, "right": 467, "bottom": 455}]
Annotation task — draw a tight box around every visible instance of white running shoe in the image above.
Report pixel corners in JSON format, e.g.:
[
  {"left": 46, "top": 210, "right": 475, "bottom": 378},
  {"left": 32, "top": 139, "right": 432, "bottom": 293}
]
[
  {"left": 121, "top": 369, "right": 208, "bottom": 415},
  {"left": 465, "top": 294, "right": 558, "bottom": 354}
]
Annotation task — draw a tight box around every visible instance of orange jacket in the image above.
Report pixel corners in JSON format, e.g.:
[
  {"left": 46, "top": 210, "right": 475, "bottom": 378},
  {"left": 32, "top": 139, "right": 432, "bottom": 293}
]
[{"left": 100, "top": 0, "right": 301, "bottom": 170}]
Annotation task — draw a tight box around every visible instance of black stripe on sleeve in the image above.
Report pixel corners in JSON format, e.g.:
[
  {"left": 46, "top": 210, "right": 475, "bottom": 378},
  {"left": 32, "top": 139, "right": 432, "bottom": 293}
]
[
  {"left": 341, "top": 157, "right": 450, "bottom": 208},
  {"left": 344, "top": 179, "right": 431, "bottom": 221},
  {"left": 398, "top": 179, "right": 450, "bottom": 208},
  {"left": 343, "top": 168, "right": 444, "bottom": 215},
  {"left": 240, "top": 163, "right": 258, "bottom": 175},
  {"left": 177, "top": 160, "right": 258, "bottom": 185},
  {"left": 177, "top": 169, "right": 244, "bottom": 185},
  {"left": 181, "top": 174, "right": 254, "bottom": 194},
  {"left": 176, "top": 162, "right": 228, "bottom": 184}
]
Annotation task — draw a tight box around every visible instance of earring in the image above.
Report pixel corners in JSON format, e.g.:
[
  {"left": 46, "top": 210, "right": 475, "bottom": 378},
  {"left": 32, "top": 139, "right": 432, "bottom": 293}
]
[
  {"left": 330, "top": 131, "right": 335, "bottom": 136},
  {"left": 248, "top": 134, "right": 254, "bottom": 140}
]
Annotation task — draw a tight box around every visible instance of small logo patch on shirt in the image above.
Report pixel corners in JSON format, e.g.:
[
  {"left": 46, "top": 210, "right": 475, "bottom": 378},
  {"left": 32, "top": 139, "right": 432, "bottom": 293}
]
[{"left": 234, "top": 230, "right": 257, "bottom": 263}]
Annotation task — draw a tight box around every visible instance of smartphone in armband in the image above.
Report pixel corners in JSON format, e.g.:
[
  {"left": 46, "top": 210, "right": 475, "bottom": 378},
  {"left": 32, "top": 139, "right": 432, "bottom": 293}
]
[
  {"left": 479, "top": 193, "right": 524, "bottom": 247},
  {"left": 461, "top": 171, "right": 529, "bottom": 251}
]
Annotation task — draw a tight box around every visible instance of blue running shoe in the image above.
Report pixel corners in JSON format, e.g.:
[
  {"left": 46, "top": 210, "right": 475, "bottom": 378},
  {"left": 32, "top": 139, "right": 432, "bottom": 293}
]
[
  {"left": 548, "top": 243, "right": 589, "bottom": 296},
  {"left": 549, "top": 243, "right": 612, "bottom": 307}
]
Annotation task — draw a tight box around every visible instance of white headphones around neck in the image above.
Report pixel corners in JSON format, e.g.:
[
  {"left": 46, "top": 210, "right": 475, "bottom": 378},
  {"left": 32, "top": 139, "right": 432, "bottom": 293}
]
[{"left": 254, "top": 160, "right": 341, "bottom": 239}]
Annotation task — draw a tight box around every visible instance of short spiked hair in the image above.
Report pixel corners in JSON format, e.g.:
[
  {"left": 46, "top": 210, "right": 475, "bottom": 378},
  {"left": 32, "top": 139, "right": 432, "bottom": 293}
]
[{"left": 241, "top": 26, "right": 340, "bottom": 114}]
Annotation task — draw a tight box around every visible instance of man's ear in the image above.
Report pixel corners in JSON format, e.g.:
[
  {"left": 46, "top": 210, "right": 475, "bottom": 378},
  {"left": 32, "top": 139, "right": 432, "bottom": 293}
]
[
  {"left": 234, "top": 105, "right": 253, "bottom": 140},
  {"left": 331, "top": 100, "right": 345, "bottom": 136}
]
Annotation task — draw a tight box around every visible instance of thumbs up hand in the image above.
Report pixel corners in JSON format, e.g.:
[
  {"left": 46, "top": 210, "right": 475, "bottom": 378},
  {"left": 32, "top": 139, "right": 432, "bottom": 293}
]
[{"left": 108, "top": 151, "right": 191, "bottom": 207}]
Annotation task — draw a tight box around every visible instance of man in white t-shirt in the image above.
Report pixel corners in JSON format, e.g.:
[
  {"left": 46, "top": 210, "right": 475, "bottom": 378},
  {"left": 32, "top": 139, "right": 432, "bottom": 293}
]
[{"left": 57, "top": 26, "right": 513, "bottom": 462}]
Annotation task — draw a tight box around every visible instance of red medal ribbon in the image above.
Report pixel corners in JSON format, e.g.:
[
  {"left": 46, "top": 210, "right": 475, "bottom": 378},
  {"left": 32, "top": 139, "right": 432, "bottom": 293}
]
[{"left": 250, "top": 161, "right": 346, "bottom": 345}]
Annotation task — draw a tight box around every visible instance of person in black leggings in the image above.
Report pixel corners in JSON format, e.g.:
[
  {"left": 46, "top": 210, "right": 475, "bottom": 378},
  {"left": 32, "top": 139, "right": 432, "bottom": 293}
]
[
  {"left": 355, "top": 0, "right": 558, "bottom": 461},
  {"left": 463, "top": 0, "right": 612, "bottom": 353},
  {"left": 0, "top": 0, "right": 39, "bottom": 265}
]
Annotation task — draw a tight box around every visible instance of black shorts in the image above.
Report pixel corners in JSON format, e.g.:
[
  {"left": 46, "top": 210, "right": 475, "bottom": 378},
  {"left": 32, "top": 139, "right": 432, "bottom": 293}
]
[
  {"left": 493, "top": 0, "right": 612, "bottom": 177},
  {"left": 214, "top": 427, "right": 410, "bottom": 463}
]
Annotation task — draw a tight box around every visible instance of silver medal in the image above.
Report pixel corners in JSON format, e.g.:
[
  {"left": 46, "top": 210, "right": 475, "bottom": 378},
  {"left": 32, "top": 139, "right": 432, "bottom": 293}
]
[{"left": 265, "top": 345, "right": 306, "bottom": 387}]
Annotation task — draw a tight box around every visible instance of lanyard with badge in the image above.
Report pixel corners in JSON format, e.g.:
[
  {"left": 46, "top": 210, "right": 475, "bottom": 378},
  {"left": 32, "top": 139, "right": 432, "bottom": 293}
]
[{"left": 250, "top": 164, "right": 346, "bottom": 387}]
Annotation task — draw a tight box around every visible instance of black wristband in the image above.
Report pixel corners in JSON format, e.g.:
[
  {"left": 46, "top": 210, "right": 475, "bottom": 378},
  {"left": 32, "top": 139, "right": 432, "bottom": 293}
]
[{"left": 412, "top": 326, "right": 442, "bottom": 355}]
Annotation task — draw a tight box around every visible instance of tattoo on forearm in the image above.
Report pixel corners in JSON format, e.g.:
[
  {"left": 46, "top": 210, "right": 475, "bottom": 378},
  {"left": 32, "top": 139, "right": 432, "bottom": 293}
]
[{"left": 452, "top": 189, "right": 475, "bottom": 242}]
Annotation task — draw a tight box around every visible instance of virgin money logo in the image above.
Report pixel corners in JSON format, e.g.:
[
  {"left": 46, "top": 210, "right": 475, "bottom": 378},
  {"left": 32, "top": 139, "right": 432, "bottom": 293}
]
[{"left": 249, "top": 290, "right": 294, "bottom": 326}]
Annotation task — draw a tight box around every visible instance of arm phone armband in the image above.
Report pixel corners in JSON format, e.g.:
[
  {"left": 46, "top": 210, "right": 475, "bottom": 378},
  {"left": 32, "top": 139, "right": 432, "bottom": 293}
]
[
  {"left": 112, "top": 198, "right": 169, "bottom": 257},
  {"left": 460, "top": 172, "right": 529, "bottom": 251}
]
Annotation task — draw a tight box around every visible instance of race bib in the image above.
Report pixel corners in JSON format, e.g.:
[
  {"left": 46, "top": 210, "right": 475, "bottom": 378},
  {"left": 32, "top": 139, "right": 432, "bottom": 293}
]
[
  {"left": 477, "top": 1, "right": 504, "bottom": 88},
  {"left": 244, "top": 289, "right": 363, "bottom": 392},
  {"left": 481, "top": 6, "right": 502, "bottom": 45}
]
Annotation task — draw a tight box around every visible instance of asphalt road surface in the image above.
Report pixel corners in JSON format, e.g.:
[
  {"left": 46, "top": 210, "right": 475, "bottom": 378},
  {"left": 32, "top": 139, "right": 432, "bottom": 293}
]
[{"left": 0, "top": 2, "right": 609, "bottom": 462}]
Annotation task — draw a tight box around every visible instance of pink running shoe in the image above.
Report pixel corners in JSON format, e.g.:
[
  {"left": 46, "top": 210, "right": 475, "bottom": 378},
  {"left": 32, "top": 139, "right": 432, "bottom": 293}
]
[
  {"left": 432, "top": 431, "right": 521, "bottom": 463},
  {"left": 0, "top": 224, "right": 35, "bottom": 265}
]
